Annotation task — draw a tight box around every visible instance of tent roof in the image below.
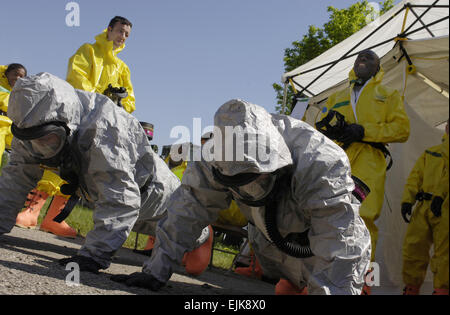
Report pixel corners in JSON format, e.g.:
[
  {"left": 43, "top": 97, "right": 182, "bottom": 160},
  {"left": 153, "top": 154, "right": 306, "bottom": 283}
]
[{"left": 282, "top": 0, "right": 449, "bottom": 98}]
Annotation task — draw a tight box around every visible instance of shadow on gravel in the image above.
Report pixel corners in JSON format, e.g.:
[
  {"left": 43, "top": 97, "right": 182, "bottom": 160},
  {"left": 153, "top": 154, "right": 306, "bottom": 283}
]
[{"left": 0, "top": 234, "right": 262, "bottom": 295}]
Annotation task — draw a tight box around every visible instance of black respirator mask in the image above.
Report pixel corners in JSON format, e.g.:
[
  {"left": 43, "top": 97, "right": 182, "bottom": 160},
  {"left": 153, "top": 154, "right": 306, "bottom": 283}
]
[
  {"left": 12, "top": 122, "right": 80, "bottom": 196},
  {"left": 12, "top": 122, "right": 70, "bottom": 166},
  {"left": 211, "top": 167, "right": 278, "bottom": 207}
]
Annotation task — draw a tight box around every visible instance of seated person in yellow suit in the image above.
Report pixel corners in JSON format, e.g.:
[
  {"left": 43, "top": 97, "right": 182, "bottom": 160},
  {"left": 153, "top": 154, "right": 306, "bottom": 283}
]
[
  {"left": 316, "top": 49, "right": 410, "bottom": 294},
  {"left": 15, "top": 17, "right": 136, "bottom": 238},
  {"left": 401, "top": 120, "right": 449, "bottom": 296},
  {"left": 0, "top": 64, "right": 26, "bottom": 173}
]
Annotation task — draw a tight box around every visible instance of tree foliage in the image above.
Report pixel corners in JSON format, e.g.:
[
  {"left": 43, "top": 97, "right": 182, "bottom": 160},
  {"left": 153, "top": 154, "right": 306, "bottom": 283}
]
[{"left": 274, "top": 0, "right": 394, "bottom": 114}]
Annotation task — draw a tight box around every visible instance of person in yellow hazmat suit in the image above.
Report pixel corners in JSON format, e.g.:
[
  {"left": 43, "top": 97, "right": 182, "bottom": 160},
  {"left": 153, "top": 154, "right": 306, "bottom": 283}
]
[
  {"left": 0, "top": 64, "right": 27, "bottom": 173},
  {"left": 316, "top": 49, "right": 410, "bottom": 294},
  {"left": 401, "top": 120, "right": 449, "bottom": 296},
  {"left": 66, "top": 16, "right": 135, "bottom": 114},
  {"left": 16, "top": 16, "right": 136, "bottom": 238}
]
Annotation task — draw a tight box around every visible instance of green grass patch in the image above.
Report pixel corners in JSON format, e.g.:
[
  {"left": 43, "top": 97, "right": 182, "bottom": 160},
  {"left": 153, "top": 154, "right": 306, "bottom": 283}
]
[{"left": 211, "top": 240, "right": 240, "bottom": 270}]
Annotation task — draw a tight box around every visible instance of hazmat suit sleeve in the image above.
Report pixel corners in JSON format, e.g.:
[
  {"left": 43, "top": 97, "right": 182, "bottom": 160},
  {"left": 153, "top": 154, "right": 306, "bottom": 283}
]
[
  {"left": 0, "top": 140, "right": 44, "bottom": 234},
  {"left": 361, "top": 89, "right": 410, "bottom": 144},
  {"left": 142, "top": 161, "right": 232, "bottom": 283},
  {"left": 66, "top": 44, "right": 97, "bottom": 93},
  {"left": 76, "top": 115, "right": 143, "bottom": 268},
  {"left": 117, "top": 64, "right": 135, "bottom": 114},
  {"left": 401, "top": 152, "right": 425, "bottom": 205},
  {"left": 0, "top": 88, "right": 10, "bottom": 113},
  {"left": 434, "top": 135, "right": 449, "bottom": 199},
  {"left": 292, "top": 136, "right": 371, "bottom": 294}
]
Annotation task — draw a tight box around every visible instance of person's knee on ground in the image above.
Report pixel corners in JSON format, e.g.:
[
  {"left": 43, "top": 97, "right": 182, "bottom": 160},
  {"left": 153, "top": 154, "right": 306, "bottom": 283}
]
[
  {"left": 275, "top": 279, "right": 308, "bottom": 295},
  {"left": 234, "top": 252, "right": 263, "bottom": 279},
  {"left": 182, "top": 225, "right": 213, "bottom": 276}
]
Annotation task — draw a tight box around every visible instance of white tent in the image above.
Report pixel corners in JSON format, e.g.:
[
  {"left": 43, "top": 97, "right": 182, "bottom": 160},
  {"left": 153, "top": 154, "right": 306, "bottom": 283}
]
[{"left": 282, "top": 0, "right": 449, "bottom": 294}]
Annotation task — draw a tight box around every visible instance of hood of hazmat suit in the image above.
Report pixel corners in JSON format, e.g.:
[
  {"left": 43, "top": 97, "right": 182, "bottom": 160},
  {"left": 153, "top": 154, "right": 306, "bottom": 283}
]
[
  {"left": 144, "top": 99, "right": 371, "bottom": 295},
  {"left": 0, "top": 73, "right": 180, "bottom": 268}
]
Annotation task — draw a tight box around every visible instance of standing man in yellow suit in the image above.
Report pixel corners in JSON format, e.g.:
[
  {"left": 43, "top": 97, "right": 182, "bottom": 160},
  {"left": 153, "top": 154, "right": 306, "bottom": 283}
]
[
  {"left": 316, "top": 50, "right": 410, "bottom": 294},
  {"left": 66, "top": 16, "right": 135, "bottom": 113},
  {"left": 401, "top": 120, "right": 449, "bottom": 295},
  {"left": 15, "top": 17, "right": 136, "bottom": 238}
]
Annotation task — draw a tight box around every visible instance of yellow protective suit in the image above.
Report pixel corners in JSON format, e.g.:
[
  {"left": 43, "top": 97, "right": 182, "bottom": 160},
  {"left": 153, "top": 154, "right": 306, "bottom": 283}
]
[
  {"left": 38, "top": 30, "right": 136, "bottom": 197},
  {"left": 319, "top": 68, "right": 410, "bottom": 261},
  {"left": 0, "top": 65, "right": 13, "bottom": 168},
  {"left": 66, "top": 29, "right": 135, "bottom": 114},
  {"left": 402, "top": 135, "right": 449, "bottom": 290},
  {"left": 37, "top": 170, "right": 71, "bottom": 198},
  {"left": 165, "top": 155, "right": 248, "bottom": 227}
]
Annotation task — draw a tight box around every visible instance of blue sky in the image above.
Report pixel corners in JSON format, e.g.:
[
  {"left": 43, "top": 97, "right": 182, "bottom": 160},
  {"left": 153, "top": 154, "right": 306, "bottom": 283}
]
[{"left": 0, "top": 0, "right": 391, "bottom": 149}]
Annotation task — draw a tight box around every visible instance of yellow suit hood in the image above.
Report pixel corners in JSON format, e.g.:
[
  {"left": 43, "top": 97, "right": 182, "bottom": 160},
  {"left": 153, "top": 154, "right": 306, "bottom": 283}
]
[
  {"left": 94, "top": 30, "right": 126, "bottom": 56},
  {"left": 348, "top": 67, "right": 385, "bottom": 86}
]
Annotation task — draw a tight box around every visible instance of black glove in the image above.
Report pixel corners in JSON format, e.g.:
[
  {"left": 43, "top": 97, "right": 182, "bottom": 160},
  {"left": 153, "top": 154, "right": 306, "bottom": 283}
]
[
  {"left": 337, "top": 123, "right": 365, "bottom": 146},
  {"left": 110, "top": 272, "right": 165, "bottom": 291},
  {"left": 401, "top": 203, "right": 413, "bottom": 223},
  {"left": 103, "top": 84, "right": 128, "bottom": 108},
  {"left": 59, "top": 255, "right": 103, "bottom": 274},
  {"left": 431, "top": 196, "right": 443, "bottom": 217}
]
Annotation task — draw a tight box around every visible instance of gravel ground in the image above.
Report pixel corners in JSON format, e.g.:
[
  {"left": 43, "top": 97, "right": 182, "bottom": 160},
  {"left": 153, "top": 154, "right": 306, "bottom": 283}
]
[{"left": 0, "top": 226, "right": 274, "bottom": 295}]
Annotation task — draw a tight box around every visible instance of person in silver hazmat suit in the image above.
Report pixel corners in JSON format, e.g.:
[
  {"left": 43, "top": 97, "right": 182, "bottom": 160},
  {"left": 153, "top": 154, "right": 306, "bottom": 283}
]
[
  {"left": 111, "top": 99, "right": 372, "bottom": 295},
  {"left": 0, "top": 73, "right": 180, "bottom": 273}
]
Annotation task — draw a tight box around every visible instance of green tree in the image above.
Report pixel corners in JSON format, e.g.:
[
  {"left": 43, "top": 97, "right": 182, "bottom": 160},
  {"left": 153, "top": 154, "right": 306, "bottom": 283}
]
[{"left": 274, "top": 0, "right": 394, "bottom": 114}]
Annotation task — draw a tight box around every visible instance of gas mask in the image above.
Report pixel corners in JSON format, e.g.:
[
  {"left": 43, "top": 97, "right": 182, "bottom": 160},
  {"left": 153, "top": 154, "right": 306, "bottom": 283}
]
[
  {"left": 211, "top": 167, "right": 277, "bottom": 207},
  {"left": 212, "top": 165, "right": 314, "bottom": 258},
  {"left": 12, "top": 122, "right": 80, "bottom": 195},
  {"left": 11, "top": 122, "right": 70, "bottom": 167}
]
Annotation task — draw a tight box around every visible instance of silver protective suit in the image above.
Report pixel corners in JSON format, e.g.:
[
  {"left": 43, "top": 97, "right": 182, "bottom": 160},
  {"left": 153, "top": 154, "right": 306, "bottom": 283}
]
[
  {"left": 144, "top": 99, "right": 371, "bottom": 295},
  {"left": 0, "top": 73, "right": 180, "bottom": 268}
]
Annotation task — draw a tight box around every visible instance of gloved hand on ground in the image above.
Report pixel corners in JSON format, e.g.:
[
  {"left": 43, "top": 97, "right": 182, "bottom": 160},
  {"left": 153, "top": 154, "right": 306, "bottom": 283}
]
[
  {"left": 401, "top": 203, "right": 413, "bottom": 223},
  {"left": 59, "top": 255, "right": 103, "bottom": 274},
  {"left": 430, "top": 196, "right": 443, "bottom": 217},
  {"left": 110, "top": 272, "right": 165, "bottom": 291}
]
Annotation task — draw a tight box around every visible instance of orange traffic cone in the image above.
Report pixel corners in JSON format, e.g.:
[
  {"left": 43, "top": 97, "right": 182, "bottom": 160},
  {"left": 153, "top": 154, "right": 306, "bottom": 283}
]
[
  {"left": 182, "top": 225, "right": 214, "bottom": 276},
  {"left": 403, "top": 285, "right": 420, "bottom": 295},
  {"left": 234, "top": 253, "right": 263, "bottom": 279},
  {"left": 361, "top": 284, "right": 372, "bottom": 295},
  {"left": 432, "top": 288, "right": 449, "bottom": 295},
  {"left": 16, "top": 189, "right": 49, "bottom": 229},
  {"left": 40, "top": 195, "right": 77, "bottom": 238},
  {"left": 275, "top": 279, "right": 308, "bottom": 295}
]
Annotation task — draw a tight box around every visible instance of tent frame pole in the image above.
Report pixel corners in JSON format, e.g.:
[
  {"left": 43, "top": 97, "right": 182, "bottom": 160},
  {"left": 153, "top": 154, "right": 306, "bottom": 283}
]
[{"left": 286, "top": 1, "right": 449, "bottom": 96}]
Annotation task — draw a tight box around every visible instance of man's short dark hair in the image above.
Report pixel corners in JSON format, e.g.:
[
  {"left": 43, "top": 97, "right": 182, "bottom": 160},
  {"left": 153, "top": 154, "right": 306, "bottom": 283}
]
[
  {"left": 5, "top": 63, "right": 27, "bottom": 76},
  {"left": 108, "top": 16, "right": 133, "bottom": 29}
]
